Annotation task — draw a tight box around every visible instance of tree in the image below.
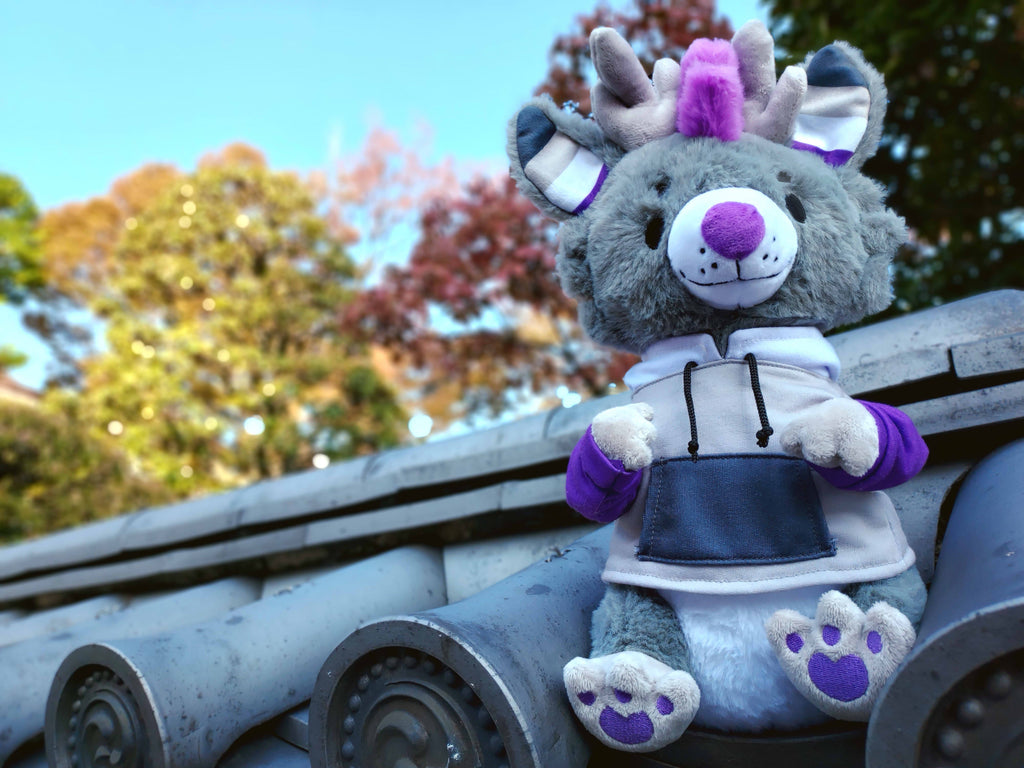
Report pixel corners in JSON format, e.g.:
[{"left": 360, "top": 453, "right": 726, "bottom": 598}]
[
  {"left": 0, "top": 174, "right": 44, "bottom": 371},
  {"left": 322, "top": 122, "right": 459, "bottom": 252},
  {"left": 28, "top": 163, "right": 181, "bottom": 385},
  {"left": 0, "top": 401, "right": 173, "bottom": 543},
  {"left": 347, "top": 176, "right": 635, "bottom": 429},
  {"left": 349, "top": 0, "right": 731, "bottom": 431},
  {"left": 764, "top": 1, "right": 1023, "bottom": 313},
  {"left": 40, "top": 145, "right": 404, "bottom": 496},
  {"left": 0, "top": 174, "right": 42, "bottom": 304}
]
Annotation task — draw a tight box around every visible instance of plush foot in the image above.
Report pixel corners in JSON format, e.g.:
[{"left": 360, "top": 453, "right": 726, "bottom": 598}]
[
  {"left": 564, "top": 650, "right": 700, "bottom": 752},
  {"left": 765, "top": 590, "right": 916, "bottom": 721}
]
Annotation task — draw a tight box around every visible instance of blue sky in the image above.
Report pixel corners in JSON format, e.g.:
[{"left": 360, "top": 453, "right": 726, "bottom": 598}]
[{"left": 2, "top": 0, "right": 764, "bottom": 387}]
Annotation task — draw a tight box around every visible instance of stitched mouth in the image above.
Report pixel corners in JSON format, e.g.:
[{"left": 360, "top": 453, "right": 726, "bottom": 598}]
[{"left": 680, "top": 269, "right": 785, "bottom": 287}]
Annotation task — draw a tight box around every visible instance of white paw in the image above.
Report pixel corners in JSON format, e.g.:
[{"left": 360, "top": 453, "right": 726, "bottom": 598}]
[
  {"left": 564, "top": 651, "right": 699, "bottom": 752},
  {"left": 780, "top": 399, "right": 878, "bottom": 477},
  {"left": 765, "top": 590, "right": 916, "bottom": 721},
  {"left": 591, "top": 403, "right": 656, "bottom": 471}
]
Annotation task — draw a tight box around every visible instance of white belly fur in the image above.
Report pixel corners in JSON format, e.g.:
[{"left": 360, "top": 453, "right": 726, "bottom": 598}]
[{"left": 660, "top": 585, "right": 839, "bottom": 731}]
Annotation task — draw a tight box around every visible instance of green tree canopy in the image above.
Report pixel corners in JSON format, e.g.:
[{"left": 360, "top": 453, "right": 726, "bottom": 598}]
[
  {"left": 0, "top": 173, "right": 42, "bottom": 305},
  {"left": 765, "top": 1, "right": 1023, "bottom": 312},
  {"left": 41, "top": 145, "right": 404, "bottom": 496},
  {"left": 0, "top": 174, "right": 44, "bottom": 371},
  {"left": 0, "top": 401, "right": 174, "bottom": 543}
]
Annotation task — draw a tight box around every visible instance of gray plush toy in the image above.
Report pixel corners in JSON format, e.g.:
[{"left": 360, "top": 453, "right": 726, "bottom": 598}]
[{"left": 506, "top": 20, "right": 930, "bottom": 753}]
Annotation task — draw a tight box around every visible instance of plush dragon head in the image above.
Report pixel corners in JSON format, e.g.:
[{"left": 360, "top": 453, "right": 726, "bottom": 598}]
[{"left": 508, "top": 20, "right": 906, "bottom": 354}]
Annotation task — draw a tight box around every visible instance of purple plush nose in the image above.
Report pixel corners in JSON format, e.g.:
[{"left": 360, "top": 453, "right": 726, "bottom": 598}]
[{"left": 701, "top": 201, "right": 765, "bottom": 260}]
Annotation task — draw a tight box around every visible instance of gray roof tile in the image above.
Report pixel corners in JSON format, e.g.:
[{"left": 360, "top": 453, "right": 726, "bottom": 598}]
[
  {"left": 952, "top": 331, "right": 1024, "bottom": 379},
  {"left": 904, "top": 380, "right": 1024, "bottom": 436},
  {"left": 443, "top": 524, "right": 600, "bottom": 603},
  {"left": 832, "top": 289, "right": 1024, "bottom": 394},
  {"left": 46, "top": 547, "right": 445, "bottom": 768},
  {"left": 0, "top": 515, "right": 130, "bottom": 581},
  {"left": 0, "top": 577, "right": 260, "bottom": 763},
  {"left": 0, "top": 594, "right": 127, "bottom": 648}
]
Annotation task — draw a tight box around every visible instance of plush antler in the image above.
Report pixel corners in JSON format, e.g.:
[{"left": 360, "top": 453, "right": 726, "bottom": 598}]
[
  {"left": 590, "top": 27, "right": 680, "bottom": 151},
  {"left": 732, "top": 20, "right": 807, "bottom": 144}
]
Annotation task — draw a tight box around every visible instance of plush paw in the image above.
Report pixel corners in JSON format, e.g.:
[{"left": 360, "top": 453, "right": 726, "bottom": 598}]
[
  {"left": 780, "top": 399, "right": 878, "bottom": 477},
  {"left": 765, "top": 590, "right": 915, "bottom": 721},
  {"left": 564, "top": 651, "right": 699, "bottom": 752},
  {"left": 591, "top": 403, "right": 657, "bottom": 471}
]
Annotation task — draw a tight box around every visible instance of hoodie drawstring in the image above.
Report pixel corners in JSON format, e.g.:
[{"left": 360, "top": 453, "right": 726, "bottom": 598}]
[{"left": 681, "top": 353, "right": 775, "bottom": 456}]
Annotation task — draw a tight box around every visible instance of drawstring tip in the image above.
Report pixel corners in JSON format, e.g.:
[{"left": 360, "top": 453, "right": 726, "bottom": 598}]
[
  {"left": 746, "top": 354, "right": 775, "bottom": 450},
  {"left": 687, "top": 440, "right": 699, "bottom": 457}
]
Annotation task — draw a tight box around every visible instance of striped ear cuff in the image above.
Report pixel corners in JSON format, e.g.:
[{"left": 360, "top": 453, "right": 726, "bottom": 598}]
[
  {"left": 516, "top": 106, "right": 609, "bottom": 215},
  {"left": 790, "top": 45, "right": 871, "bottom": 167}
]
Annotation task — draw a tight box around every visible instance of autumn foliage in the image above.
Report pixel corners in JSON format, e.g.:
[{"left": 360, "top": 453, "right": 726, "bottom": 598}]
[
  {"left": 347, "top": 176, "right": 634, "bottom": 424},
  {"left": 347, "top": 0, "right": 731, "bottom": 428},
  {"left": 536, "top": 0, "right": 733, "bottom": 113}
]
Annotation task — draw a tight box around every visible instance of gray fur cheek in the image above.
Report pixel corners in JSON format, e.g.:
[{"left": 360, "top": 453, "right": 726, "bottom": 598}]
[
  {"left": 556, "top": 221, "right": 594, "bottom": 300},
  {"left": 841, "top": 173, "right": 908, "bottom": 323}
]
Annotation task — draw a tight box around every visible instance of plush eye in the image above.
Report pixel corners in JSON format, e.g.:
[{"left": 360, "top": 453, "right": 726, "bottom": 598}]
[
  {"left": 654, "top": 177, "right": 670, "bottom": 197},
  {"left": 785, "top": 193, "right": 806, "bottom": 223},
  {"left": 645, "top": 213, "right": 665, "bottom": 249},
  {"left": 777, "top": 170, "right": 793, "bottom": 183}
]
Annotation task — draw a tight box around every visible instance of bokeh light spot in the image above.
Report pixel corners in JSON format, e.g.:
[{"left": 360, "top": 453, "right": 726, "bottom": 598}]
[
  {"left": 243, "top": 415, "right": 265, "bottom": 436},
  {"left": 408, "top": 412, "right": 433, "bottom": 439}
]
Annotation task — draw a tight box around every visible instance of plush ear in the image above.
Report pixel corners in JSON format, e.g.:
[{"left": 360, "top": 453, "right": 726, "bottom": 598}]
[
  {"left": 791, "top": 41, "right": 887, "bottom": 170},
  {"left": 507, "top": 96, "right": 622, "bottom": 221}
]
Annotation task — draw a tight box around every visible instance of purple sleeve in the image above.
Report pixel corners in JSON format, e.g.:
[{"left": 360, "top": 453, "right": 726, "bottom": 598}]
[
  {"left": 565, "top": 426, "right": 643, "bottom": 523},
  {"left": 813, "top": 400, "right": 929, "bottom": 491}
]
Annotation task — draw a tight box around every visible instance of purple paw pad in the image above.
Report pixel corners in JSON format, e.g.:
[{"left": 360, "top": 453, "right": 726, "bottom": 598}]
[
  {"left": 614, "top": 689, "right": 632, "bottom": 704},
  {"left": 786, "top": 632, "right": 804, "bottom": 653},
  {"left": 578, "top": 691, "right": 596, "bottom": 706},
  {"left": 808, "top": 652, "right": 869, "bottom": 702},
  {"left": 822, "top": 625, "right": 841, "bottom": 646},
  {"left": 656, "top": 695, "right": 674, "bottom": 715},
  {"left": 599, "top": 706, "right": 654, "bottom": 745},
  {"left": 867, "top": 631, "right": 883, "bottom": 654}
]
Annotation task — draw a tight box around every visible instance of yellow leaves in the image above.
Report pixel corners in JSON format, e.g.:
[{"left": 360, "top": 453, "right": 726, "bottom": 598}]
[
  {"left": 110, "top": 163, "right": 181, "bottom": 214},
  {"left": 198, "top": 143, "right": 267, "bottom": 170},
  {"left": 40, "top": 162, "right": 183, "bottom": 300},
  {"left": 39, "top": 197, "right": 120, "bottom": 288},
  {"left": 512, "top": 305, "right": 561, "bottom": 346}
]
